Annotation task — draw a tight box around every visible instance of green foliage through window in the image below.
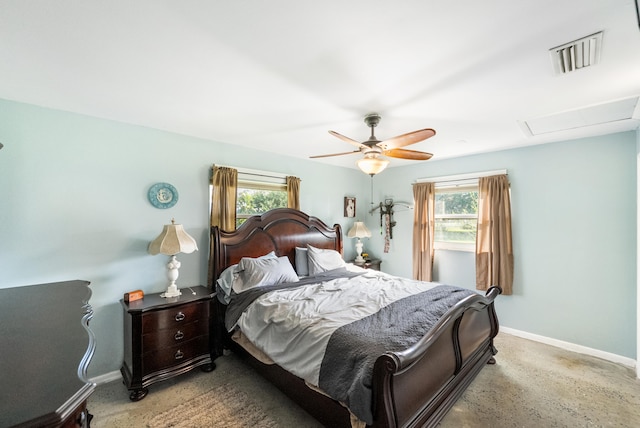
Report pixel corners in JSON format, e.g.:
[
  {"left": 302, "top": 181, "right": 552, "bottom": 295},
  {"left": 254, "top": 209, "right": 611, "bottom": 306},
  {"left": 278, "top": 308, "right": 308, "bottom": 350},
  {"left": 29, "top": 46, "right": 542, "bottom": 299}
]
[{"left": 236, "top": 188, "right": 287, "bottom": 228}]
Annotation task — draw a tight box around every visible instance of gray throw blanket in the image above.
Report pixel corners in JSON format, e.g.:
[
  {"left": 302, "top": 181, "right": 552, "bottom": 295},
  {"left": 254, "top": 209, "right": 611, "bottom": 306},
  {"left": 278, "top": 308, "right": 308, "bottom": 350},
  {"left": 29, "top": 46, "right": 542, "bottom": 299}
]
[{"left": 318, "top": 285, "right": 477, "bottom": 425}]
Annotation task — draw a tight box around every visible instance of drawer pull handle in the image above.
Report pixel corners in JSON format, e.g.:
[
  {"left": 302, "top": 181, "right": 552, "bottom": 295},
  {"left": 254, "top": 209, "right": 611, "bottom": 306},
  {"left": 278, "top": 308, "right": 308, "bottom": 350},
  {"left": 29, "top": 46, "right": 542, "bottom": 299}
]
[
  {"left": 175, "top": 312, "right": 185, "bottom": 322},
  {"left": 77, "top": 409, "right": 87, "bottom": 427},
  {"left": 175, "top": 350, "right": 184, "bottom": 360},
  {"left": 174, "top": 330, "right": 184, "bottom": 341}
]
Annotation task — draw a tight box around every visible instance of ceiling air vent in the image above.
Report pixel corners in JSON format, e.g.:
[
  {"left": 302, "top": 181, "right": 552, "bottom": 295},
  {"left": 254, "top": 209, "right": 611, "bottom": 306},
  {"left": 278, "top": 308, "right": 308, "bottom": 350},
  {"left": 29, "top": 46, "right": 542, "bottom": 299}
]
[{"left": 549, "top": 31, "right": 603, "bottom": 75}]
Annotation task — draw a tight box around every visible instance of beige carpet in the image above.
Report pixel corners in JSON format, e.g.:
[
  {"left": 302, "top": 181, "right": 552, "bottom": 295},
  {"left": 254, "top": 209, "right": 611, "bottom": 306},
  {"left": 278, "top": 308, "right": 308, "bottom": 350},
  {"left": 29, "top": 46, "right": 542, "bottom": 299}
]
[
  {"left": 89, "top": 333, "right": 640, "bottom": 427},
  {"left": 147, "top": 383, "right": 279, "bottom": 428}
]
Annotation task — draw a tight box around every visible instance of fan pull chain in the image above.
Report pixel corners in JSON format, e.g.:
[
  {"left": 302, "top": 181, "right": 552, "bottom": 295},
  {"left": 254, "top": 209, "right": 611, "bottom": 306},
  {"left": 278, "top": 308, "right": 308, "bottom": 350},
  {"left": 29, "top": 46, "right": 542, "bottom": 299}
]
[{"left": 370, "top": 176, "right": 374, "bottom": 215}]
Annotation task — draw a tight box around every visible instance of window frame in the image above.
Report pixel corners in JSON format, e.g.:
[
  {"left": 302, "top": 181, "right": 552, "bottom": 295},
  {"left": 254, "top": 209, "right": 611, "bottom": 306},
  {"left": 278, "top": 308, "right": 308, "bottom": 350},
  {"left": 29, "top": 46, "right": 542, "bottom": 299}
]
[{"left": 434, "top": 182, "right": 479, "bottom": 252}]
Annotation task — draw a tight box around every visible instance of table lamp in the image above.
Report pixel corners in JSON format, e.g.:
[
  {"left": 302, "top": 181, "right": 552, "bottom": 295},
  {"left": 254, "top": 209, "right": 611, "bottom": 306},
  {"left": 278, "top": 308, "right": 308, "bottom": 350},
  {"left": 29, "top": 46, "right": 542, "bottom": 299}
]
[
  {"left": 148, "top": 219, "right": 198, "bottom": 298},
  {"left": 347, "top": 221, "right": 371, "bottom": 263}
]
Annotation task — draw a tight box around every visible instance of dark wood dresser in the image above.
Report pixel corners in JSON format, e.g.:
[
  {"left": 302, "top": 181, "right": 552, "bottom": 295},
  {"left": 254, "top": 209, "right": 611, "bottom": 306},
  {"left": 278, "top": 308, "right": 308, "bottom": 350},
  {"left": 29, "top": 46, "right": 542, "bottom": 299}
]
[
  {"left": 0, "top": 280, "right": 96, "bottom": 428},
  {"left": 120, "top": 286, "right": 215, "bottom": 401}
]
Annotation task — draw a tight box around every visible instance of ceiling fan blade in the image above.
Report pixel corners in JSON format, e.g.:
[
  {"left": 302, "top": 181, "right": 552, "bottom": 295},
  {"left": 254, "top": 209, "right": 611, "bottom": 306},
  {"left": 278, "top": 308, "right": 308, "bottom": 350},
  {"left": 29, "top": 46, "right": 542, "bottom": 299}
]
[
  {"left": 383, "top": 148, "right": 433, "bottom": 160},
  {"left": 378, "top": 128, "right": 436, "bottom": 150},
  {"left": 328, "top": 130, "right": 367, "bottom": 149},
  {"left": 310, "top": 150, "right": 361, "bottom": 159}
]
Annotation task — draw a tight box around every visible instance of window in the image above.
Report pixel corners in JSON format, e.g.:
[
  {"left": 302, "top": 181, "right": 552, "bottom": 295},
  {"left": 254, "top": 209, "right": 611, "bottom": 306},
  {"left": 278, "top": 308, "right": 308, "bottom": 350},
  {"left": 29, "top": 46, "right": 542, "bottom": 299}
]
[
  {"left": 236, "top": 170, "right": 288, "bottom": 228},
  {"left": 434, "top": 184, "right": 478, "bottom": 251},
  {"left": 416, "top": 169, "right": 506, "bottom": 252}
]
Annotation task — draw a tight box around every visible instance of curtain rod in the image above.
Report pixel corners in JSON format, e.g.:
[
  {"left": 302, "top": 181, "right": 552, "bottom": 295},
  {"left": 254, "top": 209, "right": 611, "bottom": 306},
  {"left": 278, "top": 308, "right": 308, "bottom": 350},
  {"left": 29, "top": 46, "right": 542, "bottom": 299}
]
[
  {"left": 214, "top": 165, "right": 289, "bottom": 180},
  {"left": 414, "top": 169, "right": 507, "bottom": 184}
]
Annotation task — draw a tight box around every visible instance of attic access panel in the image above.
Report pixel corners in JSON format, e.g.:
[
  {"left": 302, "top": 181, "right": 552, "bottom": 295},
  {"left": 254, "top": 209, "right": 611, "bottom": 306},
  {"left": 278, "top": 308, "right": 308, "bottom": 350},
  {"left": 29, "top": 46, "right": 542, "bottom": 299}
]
[{"left": 522, "top": 97, "right": 640, "bottom": 136}]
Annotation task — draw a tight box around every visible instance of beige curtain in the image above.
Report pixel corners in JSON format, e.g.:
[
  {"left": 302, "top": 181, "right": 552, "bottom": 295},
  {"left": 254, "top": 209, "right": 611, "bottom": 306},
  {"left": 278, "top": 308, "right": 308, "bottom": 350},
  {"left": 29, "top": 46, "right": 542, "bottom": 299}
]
[
  {"left": 210, "top": 166, "right": 238, "bottom": 231},
  {"left": 286, "top": 176, "right": 300, "bottom": 210},
  {"left": 412, "top": 182, "right": 436, "bottom": 281},
  {"left": 476, "top": 174, "right": 513, "bottom": 295},
  {"left": 208, "top": 166, "right": 237, "bottom": 290}
]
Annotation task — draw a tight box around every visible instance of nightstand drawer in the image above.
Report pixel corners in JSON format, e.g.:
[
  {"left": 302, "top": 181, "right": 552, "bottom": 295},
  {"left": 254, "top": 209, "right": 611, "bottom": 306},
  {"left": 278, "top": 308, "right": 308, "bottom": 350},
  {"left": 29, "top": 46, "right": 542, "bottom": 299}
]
[
  {"left": 142, "top": 320, "right": 208, "bottom": 351},
  {"left": 143, "top": 336, "right": 209, "bottom": 374},
  {"left": 142, "top": 301, "right": 209, "bottom": 332}
]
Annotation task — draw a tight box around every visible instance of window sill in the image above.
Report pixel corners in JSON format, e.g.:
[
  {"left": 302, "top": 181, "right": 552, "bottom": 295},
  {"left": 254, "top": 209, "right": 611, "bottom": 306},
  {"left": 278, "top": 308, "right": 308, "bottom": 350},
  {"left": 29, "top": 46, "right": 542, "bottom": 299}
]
[{"left": 434, "top": 242, "right": 475, "bottom": 252}]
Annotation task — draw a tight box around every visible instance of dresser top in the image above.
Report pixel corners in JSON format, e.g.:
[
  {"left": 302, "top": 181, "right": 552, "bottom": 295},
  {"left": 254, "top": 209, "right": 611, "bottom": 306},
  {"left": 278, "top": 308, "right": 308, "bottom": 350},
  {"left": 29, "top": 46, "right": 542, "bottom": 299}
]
[
  {"left": 121, "top": 285, "right": 213, "bottom": 312},
  {"left": 0, "top": 280, "right": 95, "bottom": 427}
]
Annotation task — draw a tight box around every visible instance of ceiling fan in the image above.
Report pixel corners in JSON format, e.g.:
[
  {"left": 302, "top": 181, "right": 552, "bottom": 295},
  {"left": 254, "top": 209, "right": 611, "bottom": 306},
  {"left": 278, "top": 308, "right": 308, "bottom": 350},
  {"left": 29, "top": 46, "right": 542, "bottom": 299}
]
[{"left": 311, "top": 113, "right": 436, "bottom": 175}]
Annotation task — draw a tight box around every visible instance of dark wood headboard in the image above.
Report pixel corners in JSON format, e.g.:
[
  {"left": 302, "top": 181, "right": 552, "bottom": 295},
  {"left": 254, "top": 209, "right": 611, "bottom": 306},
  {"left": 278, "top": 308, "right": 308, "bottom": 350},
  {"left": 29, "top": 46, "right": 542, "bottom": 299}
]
[{"left": 208, "top": 208, "right": 343, "bottom": 291}]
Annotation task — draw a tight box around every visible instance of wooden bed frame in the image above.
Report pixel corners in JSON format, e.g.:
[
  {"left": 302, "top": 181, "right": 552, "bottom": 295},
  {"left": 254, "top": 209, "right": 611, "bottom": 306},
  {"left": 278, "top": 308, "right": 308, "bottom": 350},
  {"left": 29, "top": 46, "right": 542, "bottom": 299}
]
[{"left": 209, "top": 208, "right": 500, "bottom": 428}]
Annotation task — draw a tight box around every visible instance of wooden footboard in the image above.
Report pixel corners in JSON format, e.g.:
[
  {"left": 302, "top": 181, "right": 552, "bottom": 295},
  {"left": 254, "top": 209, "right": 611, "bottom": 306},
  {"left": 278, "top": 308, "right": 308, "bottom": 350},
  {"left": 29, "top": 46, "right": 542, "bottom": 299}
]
[{"left": 371, "top": 286, "right": 501, "bottom": 428}]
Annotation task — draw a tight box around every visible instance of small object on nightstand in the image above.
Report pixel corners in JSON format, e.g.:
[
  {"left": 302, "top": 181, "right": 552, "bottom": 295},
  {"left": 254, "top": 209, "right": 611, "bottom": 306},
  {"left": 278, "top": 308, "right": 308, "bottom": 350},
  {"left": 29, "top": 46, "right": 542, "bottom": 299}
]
[
  {"left": 124, "top": 289, "right": 144, "bottom": 303},
  {"left": 120, "top": 285, "right": 215, "bottom": 401},
  {"left": 352, "top": 258, "right": 382, "bottom": 271}
]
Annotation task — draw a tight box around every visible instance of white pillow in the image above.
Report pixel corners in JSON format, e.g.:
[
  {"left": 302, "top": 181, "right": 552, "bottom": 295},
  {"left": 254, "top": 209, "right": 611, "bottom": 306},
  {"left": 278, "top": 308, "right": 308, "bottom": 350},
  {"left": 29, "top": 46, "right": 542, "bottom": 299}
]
[
  {"left": 232, "top": 256, "right": 299, "bottom": 293},
  {"left": 307, "top": 244, "right": 345, "bottom": 275},
  {"left": 216, "top": 251, "right": 277, "bottom": 303},
  {"left": 295, "top": 247, "right": 309, "bottom": 276},
  {"left": 257, "top": 251, "right": 277, "bottom": 260}
]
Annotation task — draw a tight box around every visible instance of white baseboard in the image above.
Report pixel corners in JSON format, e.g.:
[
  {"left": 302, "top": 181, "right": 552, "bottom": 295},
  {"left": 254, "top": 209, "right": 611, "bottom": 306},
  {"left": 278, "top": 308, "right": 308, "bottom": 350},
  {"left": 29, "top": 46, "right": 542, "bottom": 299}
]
[
  {"left": 90, "top": 370, "right": 122, "bottom": 385},
  {"left": 500, "top": 326, "right": 636, "bottom": 369}
]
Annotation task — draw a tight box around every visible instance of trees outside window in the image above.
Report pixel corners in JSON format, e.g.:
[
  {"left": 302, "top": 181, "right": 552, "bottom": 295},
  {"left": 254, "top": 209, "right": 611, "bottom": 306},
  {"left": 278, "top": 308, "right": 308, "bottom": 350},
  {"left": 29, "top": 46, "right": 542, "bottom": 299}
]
[{"left": 236, "top": 186, "right": 287, "bottom": 228}]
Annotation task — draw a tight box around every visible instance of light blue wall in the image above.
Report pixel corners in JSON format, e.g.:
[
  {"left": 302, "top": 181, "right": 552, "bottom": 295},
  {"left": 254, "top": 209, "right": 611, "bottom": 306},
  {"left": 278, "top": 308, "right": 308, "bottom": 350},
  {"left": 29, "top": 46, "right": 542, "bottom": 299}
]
[
  {"left": 0, "top": 99, "right": 369, "bottom": 377},
  {"left": 0, "top": 98, "right": 636, "bottom": 377},
  {"left": 433, "top": 250, "right": 475, "bottom": 286},
  {"left": 364, "top": 133, "right": 637, "bottom": 359}
]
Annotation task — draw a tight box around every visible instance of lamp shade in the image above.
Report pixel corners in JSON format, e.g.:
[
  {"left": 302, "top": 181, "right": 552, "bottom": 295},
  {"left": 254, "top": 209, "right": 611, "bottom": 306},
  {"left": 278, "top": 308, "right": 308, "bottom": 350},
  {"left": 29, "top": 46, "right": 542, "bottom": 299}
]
[
  {"left": 357, "top": 153, "right": 389, "bottom": 176},
  {"left": 347, "top": 221, "right": 372, "bottom": 239},
  {"left": 148, "top": 219, "right": 198, "bottom": 256}
]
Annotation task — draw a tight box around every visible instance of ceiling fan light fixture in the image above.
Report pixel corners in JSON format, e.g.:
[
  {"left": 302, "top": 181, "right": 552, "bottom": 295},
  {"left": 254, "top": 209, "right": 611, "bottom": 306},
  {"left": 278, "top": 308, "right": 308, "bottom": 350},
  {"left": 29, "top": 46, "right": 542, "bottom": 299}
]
[
  {"left": 357, "top": 153, "right": 389, "bottom": 176},
  {"left": 314, "top": 114, "right": 436, "bottom": 170}
]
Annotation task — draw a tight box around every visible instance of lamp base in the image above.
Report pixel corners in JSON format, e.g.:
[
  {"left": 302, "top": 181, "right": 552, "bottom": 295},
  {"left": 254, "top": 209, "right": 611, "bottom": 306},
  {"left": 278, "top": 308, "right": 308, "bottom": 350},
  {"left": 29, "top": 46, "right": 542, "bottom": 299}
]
[
  {"left": 160, "top": 287, "right": 182, "bottom": 298},
  {"left": 354, "top": 239, "right": 365, "bottom": 264},
  {"left": 161, "top": 256, "right": 182, "bottom": 298}
]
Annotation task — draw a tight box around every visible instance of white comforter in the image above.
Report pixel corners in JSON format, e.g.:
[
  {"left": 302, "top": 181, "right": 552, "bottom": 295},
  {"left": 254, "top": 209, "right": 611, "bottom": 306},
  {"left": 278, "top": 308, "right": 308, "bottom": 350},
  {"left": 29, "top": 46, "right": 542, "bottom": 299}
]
[{"left": 235, "top": 264, "right": 440, "bottom": 387}]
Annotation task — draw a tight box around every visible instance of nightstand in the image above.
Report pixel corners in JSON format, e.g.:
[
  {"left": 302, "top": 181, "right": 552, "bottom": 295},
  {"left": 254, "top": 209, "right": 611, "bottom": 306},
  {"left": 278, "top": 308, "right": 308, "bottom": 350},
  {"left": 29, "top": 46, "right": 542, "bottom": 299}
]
[
  {"left": 353, "top": 259, "right": 381, "bottom": 271},
  {"left": 120, "top": 285, "right": 215, "bottom": 401}
]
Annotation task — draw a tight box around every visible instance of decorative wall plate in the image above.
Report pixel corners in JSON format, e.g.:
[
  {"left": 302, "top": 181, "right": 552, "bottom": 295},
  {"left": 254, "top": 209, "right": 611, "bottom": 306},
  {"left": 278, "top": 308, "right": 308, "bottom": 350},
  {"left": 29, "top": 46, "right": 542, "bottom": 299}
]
[{"left": 148, "top": 182, "right": 178, "bottom": 209}]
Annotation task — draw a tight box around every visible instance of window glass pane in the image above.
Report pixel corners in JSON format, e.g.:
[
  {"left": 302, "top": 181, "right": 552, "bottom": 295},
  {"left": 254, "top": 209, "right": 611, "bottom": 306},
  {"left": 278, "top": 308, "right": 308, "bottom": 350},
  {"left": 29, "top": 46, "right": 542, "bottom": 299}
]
[
  {"left": 435, "top": 190, "right": 478, "bottom": 215},
  {"left": 435, "top": 217, "right": 477, "bottom": 243},
  {"left": 236, "top": 187, "right": 287, "bottom": 228}
]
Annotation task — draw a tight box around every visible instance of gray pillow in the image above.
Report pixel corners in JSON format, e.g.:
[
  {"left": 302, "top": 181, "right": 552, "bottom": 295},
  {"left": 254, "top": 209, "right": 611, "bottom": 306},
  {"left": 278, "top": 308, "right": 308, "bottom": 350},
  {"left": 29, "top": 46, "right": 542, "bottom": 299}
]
[
  {"left": 295, "top": 247, "right": 309, "bottom": 276},
  {"left": 216, "top": 263, "right": 238, "bottom": 304},
  {"left": 216, "top": 251, "right": 277, "bottom": 303},
  {"left": 232, "top": 256, "right": 299, "bottom": 293}
]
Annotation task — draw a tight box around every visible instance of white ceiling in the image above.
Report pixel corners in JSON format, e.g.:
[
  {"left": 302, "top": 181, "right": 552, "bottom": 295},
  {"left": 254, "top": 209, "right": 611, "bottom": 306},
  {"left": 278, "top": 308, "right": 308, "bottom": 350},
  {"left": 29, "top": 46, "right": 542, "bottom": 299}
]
[{"left": 1, "top": 0, "right": 639, "bottom": 170}]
